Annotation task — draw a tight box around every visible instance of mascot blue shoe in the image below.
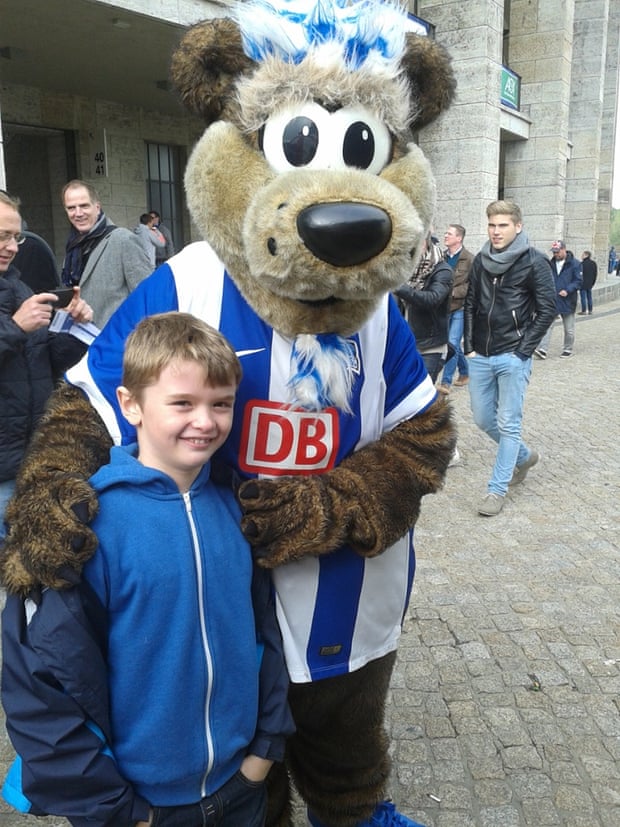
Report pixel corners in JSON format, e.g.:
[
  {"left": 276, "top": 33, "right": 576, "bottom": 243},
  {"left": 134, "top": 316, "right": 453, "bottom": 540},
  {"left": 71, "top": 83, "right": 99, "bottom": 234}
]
[{"left": 308, "top": 800, "right": 426, "bottom": 827}]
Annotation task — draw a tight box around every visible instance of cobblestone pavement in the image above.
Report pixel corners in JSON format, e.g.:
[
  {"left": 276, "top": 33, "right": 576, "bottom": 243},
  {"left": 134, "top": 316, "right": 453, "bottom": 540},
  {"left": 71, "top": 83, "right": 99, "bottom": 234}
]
[
  {"left": 1, "top": 293, "right": 619, "bottom": 827},
  {"left": 384, "top": 296, "right": 620, "bottom": 827}
]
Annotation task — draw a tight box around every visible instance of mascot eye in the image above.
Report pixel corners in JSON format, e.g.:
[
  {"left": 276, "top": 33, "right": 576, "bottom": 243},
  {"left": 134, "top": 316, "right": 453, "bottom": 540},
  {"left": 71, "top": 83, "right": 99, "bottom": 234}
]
[
  {"left": 343, "top": 121, "right": 375, "bottom": 169},
  {"left": 262, "top": 103, "right": 392, "bottom": 174},
  {"left": 283, "top": 117, "right": 320, "bottom": 167}
]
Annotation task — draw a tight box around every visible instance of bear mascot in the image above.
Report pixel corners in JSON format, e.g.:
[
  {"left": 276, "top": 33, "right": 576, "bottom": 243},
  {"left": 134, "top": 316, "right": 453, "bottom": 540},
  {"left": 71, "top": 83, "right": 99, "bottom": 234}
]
[{"left": 1, "top": 1, "right": 456, "bottom": 825}]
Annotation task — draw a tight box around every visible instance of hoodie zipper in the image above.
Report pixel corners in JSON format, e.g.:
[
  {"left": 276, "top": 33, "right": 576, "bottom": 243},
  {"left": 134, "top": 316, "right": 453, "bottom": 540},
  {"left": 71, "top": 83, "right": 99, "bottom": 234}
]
[{"left": 183, "top": 491, "right": 215, "bottom": 797}]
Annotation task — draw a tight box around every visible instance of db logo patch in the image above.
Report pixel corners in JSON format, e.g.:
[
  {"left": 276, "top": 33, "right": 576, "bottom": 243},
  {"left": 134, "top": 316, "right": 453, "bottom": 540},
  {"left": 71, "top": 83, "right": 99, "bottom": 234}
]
[{"left": 239, "top": 400, "right": 339, "bottom": 476}]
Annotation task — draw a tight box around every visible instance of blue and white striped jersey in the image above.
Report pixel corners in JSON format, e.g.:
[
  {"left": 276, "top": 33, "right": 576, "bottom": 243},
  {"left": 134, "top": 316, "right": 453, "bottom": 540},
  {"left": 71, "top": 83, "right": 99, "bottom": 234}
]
[{"left": 67, "top": 242, "right": 436, "bottom": 682}]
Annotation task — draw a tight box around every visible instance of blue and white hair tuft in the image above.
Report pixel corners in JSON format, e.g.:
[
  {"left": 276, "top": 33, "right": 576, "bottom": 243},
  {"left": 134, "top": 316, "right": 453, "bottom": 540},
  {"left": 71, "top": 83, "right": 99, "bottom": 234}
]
[
  {"left": 236, "top": 0, "right": 410, "bottom": 72},
  {"left": 288, "top": 333, "right": 356, "bottom": 412}
]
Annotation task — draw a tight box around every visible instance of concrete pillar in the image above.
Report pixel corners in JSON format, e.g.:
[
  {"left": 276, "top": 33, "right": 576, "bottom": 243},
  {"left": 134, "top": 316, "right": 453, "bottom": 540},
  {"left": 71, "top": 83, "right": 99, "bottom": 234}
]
[
  {"left": 503, "top": 0, "right": 574, "bottom": 248},
  {"left": 417, "top": 0, "right": 504, "bottom": 251},
  {"left": 598, "top": 0, "right": 620, "bottom": 270},
  {"left": 565, "top": 0, "right": 610, "bottom": 262}
]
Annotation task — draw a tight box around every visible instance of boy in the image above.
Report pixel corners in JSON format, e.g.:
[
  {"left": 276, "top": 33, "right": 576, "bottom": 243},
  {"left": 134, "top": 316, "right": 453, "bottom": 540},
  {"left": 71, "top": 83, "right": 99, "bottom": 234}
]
[{"left": 1, "top": 312, "right": 294, "bottom": 827}]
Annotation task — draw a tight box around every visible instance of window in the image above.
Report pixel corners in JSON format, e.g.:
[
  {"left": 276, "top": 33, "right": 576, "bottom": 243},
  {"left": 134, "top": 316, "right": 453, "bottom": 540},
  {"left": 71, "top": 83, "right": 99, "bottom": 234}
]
[{"left": 145, "top": 142, "right": 184, "bottom": 253}]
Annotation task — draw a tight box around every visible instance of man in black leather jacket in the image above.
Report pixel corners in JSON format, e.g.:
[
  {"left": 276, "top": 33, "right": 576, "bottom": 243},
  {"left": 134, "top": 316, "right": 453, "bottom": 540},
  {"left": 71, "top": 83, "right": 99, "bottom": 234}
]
[{"left": 464, "top": 200, "right": 555, "bottom": 516}]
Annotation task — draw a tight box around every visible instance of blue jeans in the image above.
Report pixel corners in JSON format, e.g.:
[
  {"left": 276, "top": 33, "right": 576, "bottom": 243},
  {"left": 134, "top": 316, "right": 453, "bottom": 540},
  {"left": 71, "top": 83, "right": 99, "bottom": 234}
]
[
  {"left": 539, "top": 313, "right": 575, "bottom": 354},
  {"left": 442, "top": 309, "right": 468, "bottom": 386},
  {"left": 468, "top": 353, "right": 532, "bottom": 496},
  {"left": 150, "top": 772, "right": 267, "bottom": 827},
  {"left": 579, "top": 288, "right": 592, "bottom": 313},
  {"left": 0, "top": 479, "right": 16, "bottom": 543}
]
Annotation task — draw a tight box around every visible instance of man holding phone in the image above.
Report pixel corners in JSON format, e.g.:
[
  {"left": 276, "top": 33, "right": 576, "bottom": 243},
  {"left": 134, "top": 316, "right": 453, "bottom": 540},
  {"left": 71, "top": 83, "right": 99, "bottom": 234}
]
[
  {"left": 0, "top": 190, "right": 94, "bottom": 542},
  {"left": 61, "top": 180, "right": 152, "bottom": 327}
]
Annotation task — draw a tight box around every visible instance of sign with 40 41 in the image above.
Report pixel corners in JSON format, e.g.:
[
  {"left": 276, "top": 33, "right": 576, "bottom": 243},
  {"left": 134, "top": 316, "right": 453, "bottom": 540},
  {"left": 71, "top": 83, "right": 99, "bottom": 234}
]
[{"left": 88, "top": 129, "right": 108, "bottom": 177}]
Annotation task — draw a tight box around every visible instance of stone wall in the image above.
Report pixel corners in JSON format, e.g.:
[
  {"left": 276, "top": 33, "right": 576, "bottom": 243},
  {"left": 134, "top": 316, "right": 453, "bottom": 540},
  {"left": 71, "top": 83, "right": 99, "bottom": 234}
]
[{"left": 1, "top": 82, "right": 202, "bottom": 261}]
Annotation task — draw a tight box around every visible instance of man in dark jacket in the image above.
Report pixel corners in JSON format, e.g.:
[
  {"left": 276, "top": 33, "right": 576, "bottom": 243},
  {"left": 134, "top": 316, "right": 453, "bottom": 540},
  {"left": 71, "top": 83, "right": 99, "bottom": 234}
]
[
  {"left": 0, "top": 191, "right": 93, "bottom": 542},
  {"left": 464, "top": 200, "right": 555, "bottom": 517},
  {"left": 535, "top": 240, "right": 582, "bottom": 359},
  {"left": 578, "top": 250, "right": 597, "bottom": 315}
]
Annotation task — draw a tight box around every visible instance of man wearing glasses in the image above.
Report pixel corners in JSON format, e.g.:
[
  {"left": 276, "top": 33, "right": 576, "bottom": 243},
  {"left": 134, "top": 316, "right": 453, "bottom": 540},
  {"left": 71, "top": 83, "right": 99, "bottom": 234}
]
[{"left": 0, "top": 191, "right": 93, "bottom": 542}]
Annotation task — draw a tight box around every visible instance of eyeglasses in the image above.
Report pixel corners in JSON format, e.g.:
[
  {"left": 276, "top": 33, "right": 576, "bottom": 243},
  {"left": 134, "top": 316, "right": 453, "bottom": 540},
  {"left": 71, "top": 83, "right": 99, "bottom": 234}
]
[{"left": 0, "top": 230, "right": 26, "bottom": 246}]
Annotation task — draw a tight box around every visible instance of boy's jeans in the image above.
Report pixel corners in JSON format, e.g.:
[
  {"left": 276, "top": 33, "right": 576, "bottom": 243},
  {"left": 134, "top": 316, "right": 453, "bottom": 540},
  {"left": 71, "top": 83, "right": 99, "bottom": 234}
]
[
  {"left": 150, "top": 772, "right": 267, "bottom": 827},
  {"left": 468, "top": 352, "right": 532, "bottom": 496}
]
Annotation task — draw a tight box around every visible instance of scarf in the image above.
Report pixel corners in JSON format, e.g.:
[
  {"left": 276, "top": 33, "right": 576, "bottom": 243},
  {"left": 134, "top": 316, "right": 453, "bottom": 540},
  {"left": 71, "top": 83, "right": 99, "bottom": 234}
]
[
  {"left": 479, "top": 230, "right": 530, "bottom": 275},
  {"left": 409, "top": 238, "right": 444, "bottom": 290},
  {"left": 61, "top": 212, "right": 116, "bottom": 286}
]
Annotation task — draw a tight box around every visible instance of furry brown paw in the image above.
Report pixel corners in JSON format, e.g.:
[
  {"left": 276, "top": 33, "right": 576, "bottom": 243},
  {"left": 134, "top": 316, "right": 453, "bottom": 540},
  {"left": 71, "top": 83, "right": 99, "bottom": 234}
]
[
  {"left": 1, "top": 477, "right": 99, "bottom": 594},
  {"left": 239, "top": 476, "right": 337, "bottom": 568}
]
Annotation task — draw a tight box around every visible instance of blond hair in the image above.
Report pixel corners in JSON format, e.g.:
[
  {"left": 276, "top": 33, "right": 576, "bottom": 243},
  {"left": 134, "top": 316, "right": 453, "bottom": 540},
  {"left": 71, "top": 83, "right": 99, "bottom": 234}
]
[
  {"left": 486, "top": 200, "right": 522, "bottom": 224},
  {"left": 122, "top": 312, "right": 242, "bottom": 397}
]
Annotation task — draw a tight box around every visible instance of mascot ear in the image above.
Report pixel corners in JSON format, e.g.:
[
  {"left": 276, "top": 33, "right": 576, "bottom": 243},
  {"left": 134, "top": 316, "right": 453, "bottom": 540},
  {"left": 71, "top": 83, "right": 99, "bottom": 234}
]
[
  {"left": 402, "top": 35, "right": 457, "bottom": 130},
  {"left": 170, "top": 18, "right": 255, "bottom": 124}
]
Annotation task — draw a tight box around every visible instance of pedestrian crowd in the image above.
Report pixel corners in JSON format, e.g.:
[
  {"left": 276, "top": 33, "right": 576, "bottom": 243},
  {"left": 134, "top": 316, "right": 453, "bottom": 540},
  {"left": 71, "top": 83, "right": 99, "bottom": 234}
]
[{"left": 395, "top": 201, "right": 600, "bottom": 518}]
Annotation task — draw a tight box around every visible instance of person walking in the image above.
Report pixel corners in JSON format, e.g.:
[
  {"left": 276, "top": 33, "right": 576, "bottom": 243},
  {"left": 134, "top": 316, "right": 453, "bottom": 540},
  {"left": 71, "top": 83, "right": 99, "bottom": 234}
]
[
  {"left": 464, "top": 199, "right": 556, "bottom": 517},
  {"left": 60, "top": 180, "right": 152, "bottom": 327},
  {"left": 133, "top": 213, "right": 166, "bottom": 268},
  {"left": 149, "top": 210, "right": 175, "bottom": 266},
  {"left": 578, "top": 250, "right": 597, "bottom": 315},
  {"left": 534, "top": 241, "right": 582, "bottom": 359},
  {"left": 608, "top": 246, "right": 617, "bottom": 274},
  {"left": 394, "top": 233, "right": 453, "bottom": 383},
  {"left": 438, "top": 223, "right": 474, "bottom": 394}
]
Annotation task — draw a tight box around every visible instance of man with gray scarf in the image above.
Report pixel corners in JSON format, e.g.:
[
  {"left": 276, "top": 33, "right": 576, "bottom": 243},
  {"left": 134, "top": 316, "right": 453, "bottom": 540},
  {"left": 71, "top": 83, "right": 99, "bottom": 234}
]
[{"left": 464, "top": 200, "right": 555, "bottom": 516}]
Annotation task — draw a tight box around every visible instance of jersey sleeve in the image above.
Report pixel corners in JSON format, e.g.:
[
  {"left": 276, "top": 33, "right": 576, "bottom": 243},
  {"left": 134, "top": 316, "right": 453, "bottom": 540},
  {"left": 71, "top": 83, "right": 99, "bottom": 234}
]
[{"left": 383, "top": 294, "right": 437, "bottom": 430}]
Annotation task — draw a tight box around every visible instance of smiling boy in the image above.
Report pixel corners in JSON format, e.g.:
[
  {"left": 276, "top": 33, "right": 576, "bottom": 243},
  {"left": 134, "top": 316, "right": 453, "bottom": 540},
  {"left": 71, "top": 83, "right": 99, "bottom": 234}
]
[{"left": 1, "top": 312, "right": 293, "bottom": 827}]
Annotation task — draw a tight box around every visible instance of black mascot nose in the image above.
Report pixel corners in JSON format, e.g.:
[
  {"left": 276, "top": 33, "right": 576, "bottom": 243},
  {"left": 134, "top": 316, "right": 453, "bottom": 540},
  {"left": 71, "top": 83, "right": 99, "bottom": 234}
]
[{"left": 297, "top": 202, "right": 392, "bottom": 267}]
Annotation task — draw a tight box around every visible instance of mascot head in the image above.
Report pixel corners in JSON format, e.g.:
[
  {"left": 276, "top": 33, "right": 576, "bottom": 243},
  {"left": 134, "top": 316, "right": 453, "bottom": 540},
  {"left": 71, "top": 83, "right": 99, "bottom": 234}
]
[{"left": 172, "top": 0, "right": 455, "bottom": 340}]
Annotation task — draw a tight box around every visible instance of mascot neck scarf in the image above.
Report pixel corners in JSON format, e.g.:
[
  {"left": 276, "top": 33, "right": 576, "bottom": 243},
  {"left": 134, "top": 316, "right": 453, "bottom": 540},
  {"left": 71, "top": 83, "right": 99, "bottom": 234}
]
[{"left": 289, "top": 333, "right": 356, "bottom": 413}]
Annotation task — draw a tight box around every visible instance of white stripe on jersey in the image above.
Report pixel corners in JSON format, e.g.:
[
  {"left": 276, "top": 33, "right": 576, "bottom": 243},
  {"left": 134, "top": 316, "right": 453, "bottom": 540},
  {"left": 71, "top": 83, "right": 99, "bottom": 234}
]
[{"left": 67, "top": 356, "right": 124, "bottom": 446}]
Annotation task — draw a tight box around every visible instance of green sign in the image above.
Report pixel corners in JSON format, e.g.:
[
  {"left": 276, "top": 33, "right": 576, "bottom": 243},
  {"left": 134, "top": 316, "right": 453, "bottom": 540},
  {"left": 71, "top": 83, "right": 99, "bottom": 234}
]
[{"left": 501, "top": 67, "right": 520, "bottom": 111}]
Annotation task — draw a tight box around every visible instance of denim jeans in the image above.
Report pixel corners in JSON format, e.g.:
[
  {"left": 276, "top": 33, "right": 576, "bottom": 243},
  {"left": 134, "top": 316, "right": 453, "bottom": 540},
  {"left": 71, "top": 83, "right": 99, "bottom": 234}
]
[
  {"left": 421, "top": 351, "right": 446, "bottom": 384},
  {"left": 468, "top": 352, "right": 532, "bottom": 496},
  {"left": 441, "top": 309, "right": 468, "bottom": 386},
  {"left": 0, "top": 478, "right": 16, "bottom": 543},
  {"left": 150, "top": 771, "right": 267, "bottom": 827},
  {"left": 579, "top": 289, "right": 593, "bottom": 313},
  {"left": 539, "top": 313, "right": 575, "bottom": 353}
]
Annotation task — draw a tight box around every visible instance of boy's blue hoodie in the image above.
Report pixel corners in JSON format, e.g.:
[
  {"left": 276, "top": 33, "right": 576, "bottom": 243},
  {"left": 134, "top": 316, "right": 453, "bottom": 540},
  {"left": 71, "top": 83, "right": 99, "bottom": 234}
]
[{"left": 86, "top": 446, "right": 262, "bottom": 804}]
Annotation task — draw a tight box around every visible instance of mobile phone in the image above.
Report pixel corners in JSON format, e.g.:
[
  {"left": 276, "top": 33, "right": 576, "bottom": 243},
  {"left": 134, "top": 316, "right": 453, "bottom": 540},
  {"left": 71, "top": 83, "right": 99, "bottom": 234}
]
[{"left": 50, "top": 288, "right": 75, "bottom": 308}]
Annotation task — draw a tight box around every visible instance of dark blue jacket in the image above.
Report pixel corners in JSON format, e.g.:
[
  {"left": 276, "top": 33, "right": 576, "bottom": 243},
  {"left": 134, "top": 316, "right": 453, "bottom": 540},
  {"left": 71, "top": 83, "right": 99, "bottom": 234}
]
[
  {"left": 1, "top": 447, "right": 294, "bottom": 826},
  {"left": 0, "top": 264, "right": 87, "bottom": 481},
  {"left": 548, "top": 252, "right": 581, "bottom": 314}
]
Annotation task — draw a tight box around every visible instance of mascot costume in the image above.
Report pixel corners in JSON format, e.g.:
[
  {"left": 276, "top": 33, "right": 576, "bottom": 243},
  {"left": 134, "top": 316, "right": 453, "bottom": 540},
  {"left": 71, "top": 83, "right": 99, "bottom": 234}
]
[{"left": 1, "top": 1, "right": 456, "bottom": 825}]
